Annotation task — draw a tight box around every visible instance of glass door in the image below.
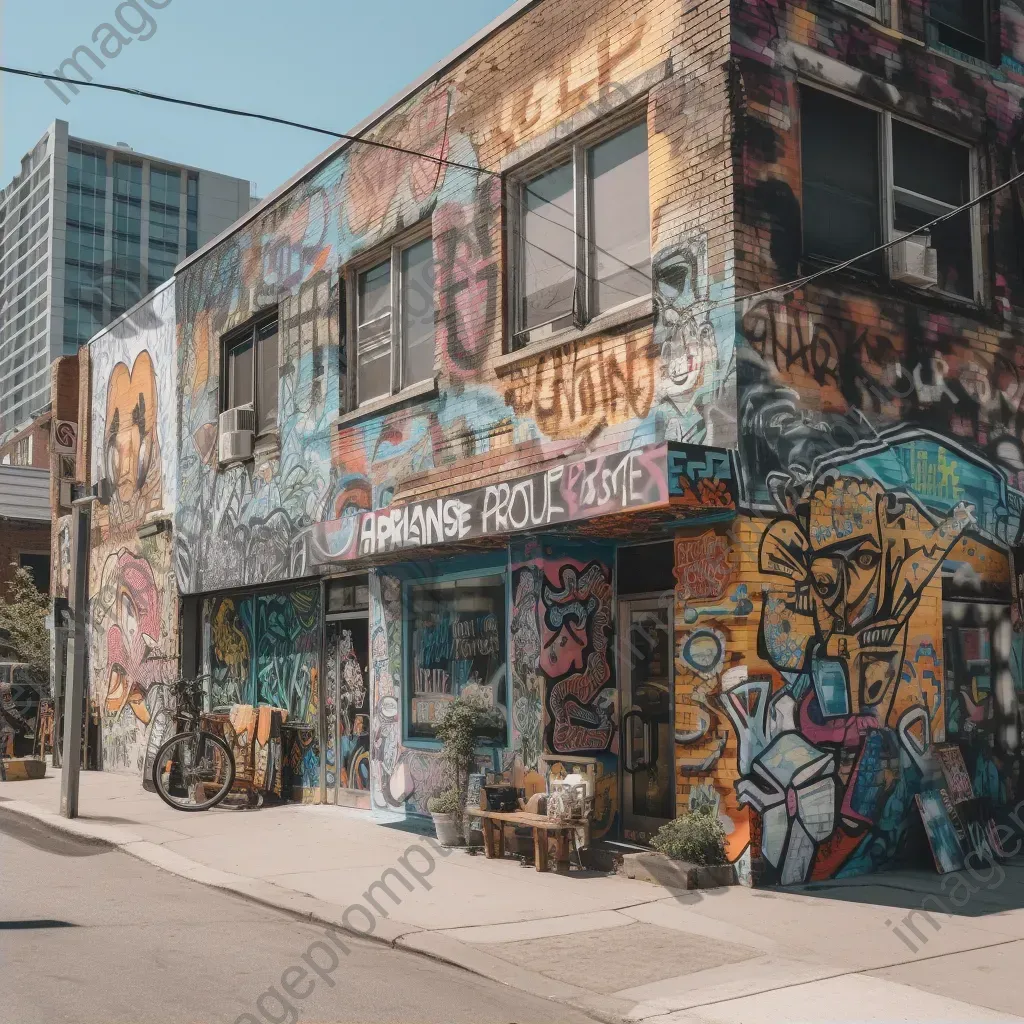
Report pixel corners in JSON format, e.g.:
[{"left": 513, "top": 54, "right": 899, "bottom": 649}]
[
  {"left": 325, "top": 618, "right": 370, "bottom": 804},
  {"left": 619, "top": 597, "right": 675, "bottom": 843}
]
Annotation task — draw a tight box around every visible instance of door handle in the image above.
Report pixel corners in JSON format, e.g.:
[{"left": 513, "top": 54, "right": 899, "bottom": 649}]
[
  {"left": 642, "top": 719, "right": 653, "bottom": 772},
  {"left": 622, "top": 706, "right": 644, "bottom": 773}
]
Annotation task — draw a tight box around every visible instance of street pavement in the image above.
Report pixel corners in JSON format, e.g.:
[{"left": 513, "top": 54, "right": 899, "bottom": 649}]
[
  {"left": 0, "top": 807, "right": 600, "bottom": 1024},
  {"left": 4, "top": 768, "right": 1024, "bottom": 1022}
]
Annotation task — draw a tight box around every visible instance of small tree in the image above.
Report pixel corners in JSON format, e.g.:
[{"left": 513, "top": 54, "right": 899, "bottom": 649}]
[
  {"left": 428, "top": 691, "right": 493, "bottom": 830},
  {"left": 0, "top": 565, "right": 51, "bottom": 693}
]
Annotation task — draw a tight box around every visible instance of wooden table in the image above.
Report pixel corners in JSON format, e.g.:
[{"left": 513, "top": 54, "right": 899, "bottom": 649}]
[{"left": 467, "top": 808, "right": 579, "bottom": 873}]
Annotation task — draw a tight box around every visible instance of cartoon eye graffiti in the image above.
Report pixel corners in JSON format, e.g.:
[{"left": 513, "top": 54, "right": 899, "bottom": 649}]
[{"left": 855, "top": 550, "right": 880, "bottom": 571}]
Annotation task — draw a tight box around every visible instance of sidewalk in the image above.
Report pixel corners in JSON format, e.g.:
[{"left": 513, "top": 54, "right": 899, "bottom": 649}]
[{"left": 3, "top": 768, "right": 1024, "bottom": 1023}]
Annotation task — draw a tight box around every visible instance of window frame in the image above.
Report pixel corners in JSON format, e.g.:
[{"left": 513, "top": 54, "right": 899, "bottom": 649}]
[
  {"left": 219, "top": 309, "right": 280, "bottom": 437},
  {"left": 401, "top": 562, "right": 510, "bottom": 749},
  {"left": 346, "top": 221, "right": 437, "bottom": 409},
  {"left": 834, "top": 0, "right": 884, "bottom": 20},
  {"left": 506, "top": 106, "right": 652, "bottom": 350},
  {"left": 926, "top": 0, "right": 993, "bottom": 67},
  {"left": 799, "top": 83, "right": 982, "bottom": 303}
]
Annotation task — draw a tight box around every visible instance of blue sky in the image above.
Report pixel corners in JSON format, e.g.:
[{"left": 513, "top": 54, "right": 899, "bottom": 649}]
[{"left": 1, "top": 0, "right": 514, "bottom": 195}]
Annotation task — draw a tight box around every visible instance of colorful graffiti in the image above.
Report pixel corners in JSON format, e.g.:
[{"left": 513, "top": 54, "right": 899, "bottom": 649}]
[
  {"left": 87, "top": 283, "right": 178, "bottom": 776},
  {"left": 203, "top": 585, "right": 321, "bottom": 797},
  {"left": 325, "top": 623, "right": 370, "bottom": 793}
]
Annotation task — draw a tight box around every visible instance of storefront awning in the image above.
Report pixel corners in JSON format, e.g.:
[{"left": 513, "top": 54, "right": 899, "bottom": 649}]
[{"left": 309, "top": 442, "right": 736, "bottom": 568}]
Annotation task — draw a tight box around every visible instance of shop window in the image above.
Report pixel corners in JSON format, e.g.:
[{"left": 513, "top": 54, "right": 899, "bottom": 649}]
[
  {"left": 509, "top": 117, "right": 651, "bottom": 348},
  {"left": 406, "top": 573, "right": 507, "bottom": 742},
  {"left": 928, "top": 0, "right": 991, "bottom": 64},
  {"left": 353, "top": 232, "right": 436, "bottom": 405},
  {"left": 221, "top": 312, "right": 279, "bottom": 434},
  {"left": 800, "top": 86, "right": 977, "bottom": 299}
]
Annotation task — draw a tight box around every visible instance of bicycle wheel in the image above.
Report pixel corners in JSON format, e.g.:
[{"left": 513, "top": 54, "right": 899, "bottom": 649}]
[{"left": 151, "top": 730, "right": 235, "bottom": 811}]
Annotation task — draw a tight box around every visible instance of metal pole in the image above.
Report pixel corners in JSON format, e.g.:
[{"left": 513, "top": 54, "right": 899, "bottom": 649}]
[{"left": 60, "top": 498, "right": 94, "bottom": 818}]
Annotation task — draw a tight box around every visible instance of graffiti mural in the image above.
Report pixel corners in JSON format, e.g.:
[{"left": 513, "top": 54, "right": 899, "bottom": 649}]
[
  {"left": 201, "top": 586, "right": 321, "bottom": 797},
  {"left": 325, "top": 622, "right": 370, "bottom": 793},
  {"left": 87, "top": 283, "right": 179, "bottom": 776}
]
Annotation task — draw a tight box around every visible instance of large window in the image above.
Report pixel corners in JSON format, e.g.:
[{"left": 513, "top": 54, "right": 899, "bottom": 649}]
[
  {"left": 510, "top": 118, "right": 651, "bottom": 347},
  {"left": 353, "top": 233, "right": 436, "bottom": 405},
  {"left": 222, "top": 313, "right": 279, "bottom": 435},
  {"left": 406, "top": 573, "right": 507, "bottom": 742},
  {"left": 801, "top": 86, "right": 977, "bottom": 299}
]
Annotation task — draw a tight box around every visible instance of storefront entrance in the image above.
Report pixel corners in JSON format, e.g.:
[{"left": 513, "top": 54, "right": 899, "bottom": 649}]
[
  {"left": 325, "top": 619, "right": 370, "bottom": 805},
  {"left": 325, "top": 576, "right": 371, "bottom": 807},
  {"left": 618, "top": 596, "right": 675, "bottom": 843}
]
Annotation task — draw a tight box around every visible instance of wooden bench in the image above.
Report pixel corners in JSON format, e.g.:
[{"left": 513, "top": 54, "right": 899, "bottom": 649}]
[{"left": 467, "top": 808, "right": 578, "bottom": 873}]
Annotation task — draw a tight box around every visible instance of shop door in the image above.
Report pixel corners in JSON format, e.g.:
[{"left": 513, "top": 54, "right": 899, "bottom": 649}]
[
  {"left": 326, "top": 618, "right": 370, "bottom": 804},
  {"left": 619, "top": 597, "right": 675, "bottom": 843}
]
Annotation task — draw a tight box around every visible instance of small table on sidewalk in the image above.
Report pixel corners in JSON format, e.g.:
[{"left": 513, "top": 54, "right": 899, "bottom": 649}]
[{"left": 467, "top": 807, "right": 577, "bottom": 873}]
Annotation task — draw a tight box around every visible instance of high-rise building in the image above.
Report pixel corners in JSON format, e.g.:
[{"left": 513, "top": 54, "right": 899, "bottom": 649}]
[{"left": 0, "top": 120, "right": 253, "bottom": 435}]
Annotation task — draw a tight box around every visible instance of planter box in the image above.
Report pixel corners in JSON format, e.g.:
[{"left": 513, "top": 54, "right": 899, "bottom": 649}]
[
  {"left": 619, "top": 851, "right": 736, "bottom": 889},
  {"left": 1, "top": 757, "right": 46, "bottom": 781}
]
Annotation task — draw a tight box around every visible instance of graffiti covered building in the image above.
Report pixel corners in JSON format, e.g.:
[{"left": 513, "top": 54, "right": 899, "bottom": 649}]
[
  {"left": 83, "top": 281, "right": 180, "bottom": 775},
  {"left": 170, "top": 0, "right": 1023, "bottom": 879}
]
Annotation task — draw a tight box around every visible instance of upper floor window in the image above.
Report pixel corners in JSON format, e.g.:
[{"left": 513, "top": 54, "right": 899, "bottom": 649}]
[
  {"left": 800, "top": 86, "right": 977, "bottom": 300},
  {"left": 353, "top": 232, "right": 436, "bottom": 406},
  {"left": 222, "top": 313, "right": 278, "bottom": 434},
  {"left": 834, "top": 0, "right": 884, "bottom": 18},
  {"left": 509, "top": 117, "right": 651, "bottom": 348},
  {"left": 928, "top": 0, "right": 991, "bottom": 64}
]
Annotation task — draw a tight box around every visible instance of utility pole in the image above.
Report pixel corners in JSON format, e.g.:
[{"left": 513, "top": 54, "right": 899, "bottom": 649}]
[{"left": 60, "top": 497, "right": 94, "bottom": 818}]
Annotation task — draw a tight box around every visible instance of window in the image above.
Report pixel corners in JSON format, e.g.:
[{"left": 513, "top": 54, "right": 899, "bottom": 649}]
[
  {"left": 353, "top": 233, "right": 435, "bottom": 405},
  {"left": 800, "top": 86, "right": 977, "bottom": 299},
  {"left": 511, "top": 118, "right": 651, "bottom": 346},
  {"left": 928, "top": 0, "right": 991, "bottom": 63},
  {"left": 406, "top": 573, "right": 507, "bottom": 742},
  {"left": 834, "top": 0, "right": 882, "bottom": 16},
  {"left": 222, "top": 313, "right": 279, "bottom": 434},
  {"left": 19, "top": 553, "right": 50, "bottom": 592}
]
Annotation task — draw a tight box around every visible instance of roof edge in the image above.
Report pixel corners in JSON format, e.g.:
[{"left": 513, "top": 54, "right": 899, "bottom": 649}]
[{"left": 175, "top": 0, "right": 543, "bottom": 275}]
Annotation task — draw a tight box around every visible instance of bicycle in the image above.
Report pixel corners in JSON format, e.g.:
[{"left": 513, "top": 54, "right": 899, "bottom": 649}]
[{"left": 151, "top": 675, "right": 235, "bottom": 812}]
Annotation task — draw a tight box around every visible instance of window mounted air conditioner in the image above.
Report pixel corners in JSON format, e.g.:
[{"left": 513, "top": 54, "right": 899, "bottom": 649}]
[
  {"left": 891, "top": 234, "right": 939, "bottom": 289},
  {"left": 218, "top": 405, "right": 256, "bottom": 465}
]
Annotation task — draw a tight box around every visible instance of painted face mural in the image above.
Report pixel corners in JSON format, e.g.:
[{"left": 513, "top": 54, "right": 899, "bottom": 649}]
[
  {"left": 101, "top": 351, "right": 162, "bottom": 532},
  {"left": 88, "top": 285, "right": 178, "bottom": 777},
  {"left": 722, "top": 462, "right": 975, "bottom": 884}
]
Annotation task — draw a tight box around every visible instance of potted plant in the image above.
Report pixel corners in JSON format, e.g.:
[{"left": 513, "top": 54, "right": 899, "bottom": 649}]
[
  {"left": 426, "top": 786, "right": 463, "bottom": 846},
  {"left": 429, "top": 691, "right": 490, "bottom": 845}
]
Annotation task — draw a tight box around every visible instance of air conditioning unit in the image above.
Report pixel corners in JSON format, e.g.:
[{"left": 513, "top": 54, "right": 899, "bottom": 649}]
[
  {"left": 218, "top": 405, "right": 256, "bottom": 465},
  {"left": 892, "top": 234, "right": 938, "bottom": 289}
]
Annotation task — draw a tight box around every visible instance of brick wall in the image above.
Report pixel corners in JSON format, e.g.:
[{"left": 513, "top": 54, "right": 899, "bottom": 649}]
[{"left": 174, "top": 0, "right": 737, "bottom": 595}]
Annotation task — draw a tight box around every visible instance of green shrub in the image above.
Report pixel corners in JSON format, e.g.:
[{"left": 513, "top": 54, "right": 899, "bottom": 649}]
[
  {"left": 650, "top": 807, "right": 727, "bottom": 865},
  {"left": 427, "top": 787, "right": 462, "bottom": 815}
]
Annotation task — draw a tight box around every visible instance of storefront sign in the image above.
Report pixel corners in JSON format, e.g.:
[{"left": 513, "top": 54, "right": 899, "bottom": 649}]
[{"left": 311, "top": 442, "right": 735, "bottom": 563}]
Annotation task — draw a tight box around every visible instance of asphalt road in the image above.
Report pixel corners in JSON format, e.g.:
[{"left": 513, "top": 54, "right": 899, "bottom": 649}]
[{"left": 0, "top": 806, "right": 598, "bottom": 1024}]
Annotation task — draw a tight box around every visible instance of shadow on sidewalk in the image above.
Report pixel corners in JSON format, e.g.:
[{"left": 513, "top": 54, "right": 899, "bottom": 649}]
[{"left": 776, "top": 857, "right": 1024, "bottom": 918}]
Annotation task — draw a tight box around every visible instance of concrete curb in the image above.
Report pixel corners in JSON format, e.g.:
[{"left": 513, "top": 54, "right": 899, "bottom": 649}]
[{"left": 0, "top": 797, "right": 626, "bottom": 1023}]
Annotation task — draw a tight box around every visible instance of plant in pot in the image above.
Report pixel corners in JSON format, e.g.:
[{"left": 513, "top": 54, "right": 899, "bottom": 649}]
[{"left": 428, "top": 691, "right": 490, "bottom": 846}]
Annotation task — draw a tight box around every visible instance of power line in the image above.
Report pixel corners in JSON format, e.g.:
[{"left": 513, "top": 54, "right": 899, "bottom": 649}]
[
  {"left": 0, "top": 65, "right": 494, "bottom": 179},
  {"left": 3, "top": 63, "right": 1019, "bottom": 316},
  {"left": 709, "top": 168, "right": 1024, "bottom": 316}
]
